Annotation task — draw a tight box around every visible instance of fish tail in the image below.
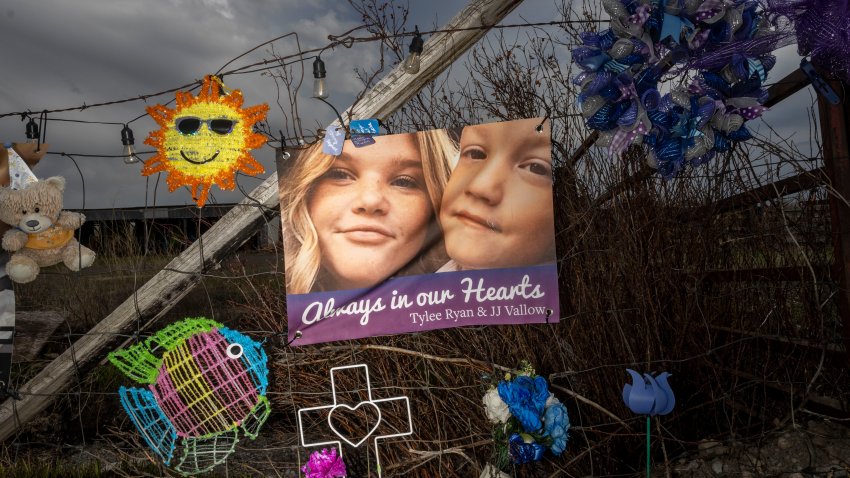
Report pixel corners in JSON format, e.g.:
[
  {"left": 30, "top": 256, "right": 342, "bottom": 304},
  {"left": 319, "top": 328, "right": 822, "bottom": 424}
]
[{"left": 119, "top": 386, "right": 178, "bottom": 464}]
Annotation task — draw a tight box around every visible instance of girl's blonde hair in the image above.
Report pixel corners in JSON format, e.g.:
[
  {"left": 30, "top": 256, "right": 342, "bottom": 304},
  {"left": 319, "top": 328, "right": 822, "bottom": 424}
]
[{"left": 281, "top": 128, "right": 456, "bottom": 294}]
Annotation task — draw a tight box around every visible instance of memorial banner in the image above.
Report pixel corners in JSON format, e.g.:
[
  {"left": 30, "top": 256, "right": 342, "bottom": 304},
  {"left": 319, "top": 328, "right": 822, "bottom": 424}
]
[{"left": 278, "top": 118, "right": 559, "bottom": 346}]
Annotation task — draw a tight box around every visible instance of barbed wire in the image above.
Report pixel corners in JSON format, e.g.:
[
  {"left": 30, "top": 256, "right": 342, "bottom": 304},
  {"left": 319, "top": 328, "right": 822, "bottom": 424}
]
[{"left": 0, "top": 19, "right": 579, "bottom": 123}]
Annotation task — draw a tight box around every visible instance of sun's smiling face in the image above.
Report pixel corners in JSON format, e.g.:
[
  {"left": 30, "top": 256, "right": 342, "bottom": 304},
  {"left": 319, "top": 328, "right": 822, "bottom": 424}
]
[
  {"left": 168, "top": 102, "right": 241, "bottom": 165},
  {"left": 143, "top": 75, "right": 268, "bottom": 207}
]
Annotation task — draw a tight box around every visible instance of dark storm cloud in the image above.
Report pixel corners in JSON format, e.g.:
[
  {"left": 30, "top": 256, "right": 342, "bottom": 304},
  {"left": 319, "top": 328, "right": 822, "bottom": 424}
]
[{"left": 0, "top": 0, "right": 815, "bottom": 207}]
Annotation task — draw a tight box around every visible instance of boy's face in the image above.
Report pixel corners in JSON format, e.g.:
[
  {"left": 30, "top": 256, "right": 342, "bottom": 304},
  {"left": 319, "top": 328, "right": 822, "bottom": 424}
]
[{"left": 439, "top": 118, "right": 556, "bottom": 269}]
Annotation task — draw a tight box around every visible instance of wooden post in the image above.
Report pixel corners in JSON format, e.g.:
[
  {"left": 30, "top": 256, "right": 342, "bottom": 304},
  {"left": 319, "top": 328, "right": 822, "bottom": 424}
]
[
  {"left": 0, "top": 0, "right": 524, "bottom": 442},
  {"left": 819, "top": 79, "right": 850, "bottom": 367}
]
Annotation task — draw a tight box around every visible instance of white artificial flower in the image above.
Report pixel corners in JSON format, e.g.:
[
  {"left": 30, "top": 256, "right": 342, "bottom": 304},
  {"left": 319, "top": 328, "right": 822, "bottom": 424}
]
[
  {"left": 480, "top": 463, "right": 511, "bottom": 478},
  {"left": 483, "top": 387, "right": 511, "bottom": 424}
]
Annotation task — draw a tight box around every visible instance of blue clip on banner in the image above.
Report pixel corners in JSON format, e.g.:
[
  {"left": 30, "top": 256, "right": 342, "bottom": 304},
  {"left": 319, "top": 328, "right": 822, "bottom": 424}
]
[{"left": 350, "top": 119, "right": 380, "bottom": 135}]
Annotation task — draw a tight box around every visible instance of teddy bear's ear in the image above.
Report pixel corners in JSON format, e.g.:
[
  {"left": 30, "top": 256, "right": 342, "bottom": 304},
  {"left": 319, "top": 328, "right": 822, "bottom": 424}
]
[{"left": 43, "top": 176, "right": 66, "bottom": 192}]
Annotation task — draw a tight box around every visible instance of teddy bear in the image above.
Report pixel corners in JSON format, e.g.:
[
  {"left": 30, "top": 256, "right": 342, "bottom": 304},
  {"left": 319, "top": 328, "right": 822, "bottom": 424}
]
[{"left": 0, "top": 176, "right": 95, "bottom": 283}]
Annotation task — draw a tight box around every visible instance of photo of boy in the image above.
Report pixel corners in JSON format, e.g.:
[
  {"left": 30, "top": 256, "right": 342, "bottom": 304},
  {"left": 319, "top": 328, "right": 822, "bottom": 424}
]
[{"left": 439, "top": 118, "right": 555, "bottom": 271}]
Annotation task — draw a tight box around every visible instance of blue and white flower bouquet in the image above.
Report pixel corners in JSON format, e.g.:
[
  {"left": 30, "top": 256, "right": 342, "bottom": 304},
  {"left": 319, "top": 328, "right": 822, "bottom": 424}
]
[{"left": 481, "top": 362, "right": 570, "bottom": 477}]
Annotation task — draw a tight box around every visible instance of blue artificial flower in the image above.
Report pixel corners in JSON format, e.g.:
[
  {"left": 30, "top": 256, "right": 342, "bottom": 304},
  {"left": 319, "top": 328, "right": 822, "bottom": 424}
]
[
  {"left": 542, "top": 402, "right": 570, "bottom": 456},
  {"left": 508, "top": 433, "right": 545, "bottom": 465},
  {"left": 497, "top": 376, "right": 549, "bottom": 432}
]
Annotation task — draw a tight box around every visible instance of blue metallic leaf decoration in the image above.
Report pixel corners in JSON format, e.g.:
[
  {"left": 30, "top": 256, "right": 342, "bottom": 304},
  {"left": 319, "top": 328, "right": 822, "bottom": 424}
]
[
  {"left": 599, "top": 84, "right": 622, "bottom": 101},
  {"left": 728, "top": 126, "right": 752, "bottom": 141},
  {"left": 714, "top": 134, "right": 731, "bottom": 152},
  {"left": 598, "top": 29, "right": 617, "bottom": 50},
  {"left": 708, "top": 21, "right": 731, "bottom": 44},
  {"left": 642, "top": 89, "right": 661, "bottom": 111},
  {"left": 647, "top": 110, "right": 673, "bottom": 132},
  {"left": 617, "top": 102, "right": 639, "bottom": 127},
  {"left": 587, "top": 102, "right": 630, "bottom": 131},
  {"left": 761, "top": 54, "right": 776, "bottom": 73},
  {"left": 579, "top": 31, "right": 603, "bottom": 48},
  {"left": 584, "top": 71, "right": 614, "bottom": 96},
  {"left": 618, "top": 53, "right": 646, "bottom": 66},
  {"left": 702, "top": 72, "right": 731, "bottom": 97}
]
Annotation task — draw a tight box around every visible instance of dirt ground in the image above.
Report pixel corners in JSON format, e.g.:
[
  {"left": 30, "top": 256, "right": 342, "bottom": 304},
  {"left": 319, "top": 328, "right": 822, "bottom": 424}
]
[{"left": 663, "top": 420, "right": 850, "bottom": 477}]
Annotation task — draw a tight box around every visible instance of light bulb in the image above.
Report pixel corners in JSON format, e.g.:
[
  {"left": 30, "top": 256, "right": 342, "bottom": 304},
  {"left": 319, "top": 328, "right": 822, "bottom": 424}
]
[
  {"left": 121, "top": 125, "right": 141, "bottom": 164},
  {"left": 123, "top": 144, "right": 140, "bottom": 164},
  {"left": 401, "top": 26, "right": 424, "bottom": 74},
  {"left": 312, "top": 57, "right": 328, "bottom": 99},
  {"left": 312, "top": 77, "right": 328, "bottom": 99}
]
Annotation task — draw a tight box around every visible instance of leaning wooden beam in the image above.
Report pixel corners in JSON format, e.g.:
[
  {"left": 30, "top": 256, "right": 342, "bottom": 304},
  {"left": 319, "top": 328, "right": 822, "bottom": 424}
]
[
  {"left": 591, "top": 164, "right": 654, "bottom": 208},
  {"left": 0, "top": 0, "right": 524, "bottom": 442},
  {"left": 710, "top": 325, "right": 845, "bottom": 355},
  {"left": 678, "top": 166, "right": 827, "bottom": 220},
  {"left": 568, "top": 131, "right": 599, "bottom": 166},
  {"left": 763, "top": 67, "right": 810, "bottom": 108},
  {"left": 695, "top": 265, "right": 831, "bottom": 283}
]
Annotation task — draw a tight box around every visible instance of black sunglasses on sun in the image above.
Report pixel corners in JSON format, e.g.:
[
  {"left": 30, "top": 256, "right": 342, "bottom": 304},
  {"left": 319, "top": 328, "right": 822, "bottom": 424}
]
[{"left": 175, "top": 117, "right": 237, "bottom": 135}]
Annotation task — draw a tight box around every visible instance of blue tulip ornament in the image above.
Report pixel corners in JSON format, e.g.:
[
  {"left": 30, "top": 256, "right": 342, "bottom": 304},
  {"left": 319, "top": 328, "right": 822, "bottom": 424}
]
[
  {"left": 622, "top": 369, "right": 675, "bottom": 416},
  {"left": 622, "top": 369, "right": 675, "bottom": 478}
]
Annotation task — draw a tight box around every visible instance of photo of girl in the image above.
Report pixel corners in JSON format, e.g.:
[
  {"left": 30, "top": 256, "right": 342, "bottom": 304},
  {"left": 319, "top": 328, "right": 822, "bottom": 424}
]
[
  {"left": 438, "top": 118, "right": 556, "bottom": 271},
  {"left": 280, "top": 130, "right": 456, "bottom": 293}
]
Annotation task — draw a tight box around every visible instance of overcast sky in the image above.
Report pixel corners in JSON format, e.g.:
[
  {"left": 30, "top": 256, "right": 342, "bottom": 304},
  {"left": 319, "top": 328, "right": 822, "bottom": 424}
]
[{"left": 0, "top": 0, "right": 818, "bottom": 209}]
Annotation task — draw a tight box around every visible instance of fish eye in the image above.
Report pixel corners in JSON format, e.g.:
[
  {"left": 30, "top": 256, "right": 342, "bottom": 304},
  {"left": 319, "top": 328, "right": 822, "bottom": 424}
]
[{"left": 226, "top": 343, "right": 243, "bottom": 359}]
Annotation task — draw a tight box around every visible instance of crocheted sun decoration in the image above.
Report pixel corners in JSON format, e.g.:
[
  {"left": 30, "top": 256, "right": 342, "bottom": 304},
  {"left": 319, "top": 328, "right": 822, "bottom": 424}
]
[
  {"left": 572, "top": 0, "right": 791, "bottom": 178},
  {"left": 143, "top": 75, "right": 269, "bottom": 207},
  {"left": 481, "top": 362, "right": 570, "bottom": 475},
  {"left": 108, "top": 318, "right": 270, "bottom": 476}
]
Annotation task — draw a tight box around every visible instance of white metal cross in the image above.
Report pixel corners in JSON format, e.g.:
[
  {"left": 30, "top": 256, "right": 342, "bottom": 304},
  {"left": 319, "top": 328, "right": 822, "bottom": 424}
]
[{"left": 297, "top": 364, "right": 412, "bottom": 477}]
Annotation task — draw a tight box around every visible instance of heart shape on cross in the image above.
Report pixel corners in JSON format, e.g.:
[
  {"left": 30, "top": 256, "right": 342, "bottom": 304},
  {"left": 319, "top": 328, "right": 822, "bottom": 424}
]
[{"left": 327, "top": 401, "right": 383, "bottom": 448}]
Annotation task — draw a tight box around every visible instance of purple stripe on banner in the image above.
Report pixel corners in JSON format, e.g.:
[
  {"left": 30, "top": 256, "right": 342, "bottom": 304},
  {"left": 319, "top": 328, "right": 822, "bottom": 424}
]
[{"left": 287, "top": 264, "right": 559, "bottom": 346}]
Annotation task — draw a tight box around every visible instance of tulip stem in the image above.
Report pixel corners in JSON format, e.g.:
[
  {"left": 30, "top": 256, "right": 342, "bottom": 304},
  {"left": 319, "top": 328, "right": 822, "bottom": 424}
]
[{"left": 646, "top": 416, "right": 651, "bottom": 478}]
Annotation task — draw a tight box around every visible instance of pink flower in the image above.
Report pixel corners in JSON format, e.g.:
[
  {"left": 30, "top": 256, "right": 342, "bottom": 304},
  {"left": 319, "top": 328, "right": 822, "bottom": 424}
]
[{"left": 302, "top": 448, "right": 347, "bottom": 478}]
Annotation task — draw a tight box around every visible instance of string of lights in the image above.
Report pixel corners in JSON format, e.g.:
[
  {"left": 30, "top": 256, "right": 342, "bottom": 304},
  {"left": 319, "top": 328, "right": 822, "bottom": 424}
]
[{"left": 0, "top": 18, "right": 580, "bottom": 166}]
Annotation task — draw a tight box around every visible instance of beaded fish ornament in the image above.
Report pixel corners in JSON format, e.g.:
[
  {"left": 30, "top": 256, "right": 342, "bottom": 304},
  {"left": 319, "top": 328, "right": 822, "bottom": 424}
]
[{"left": 108, "top": 318, "right": 270, "bottom": 475}]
